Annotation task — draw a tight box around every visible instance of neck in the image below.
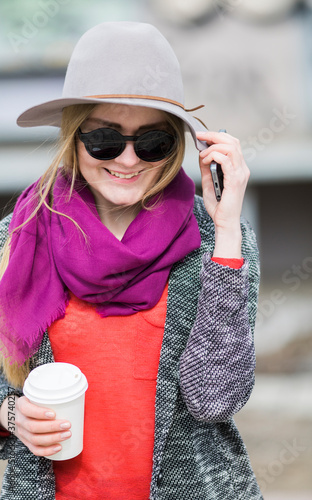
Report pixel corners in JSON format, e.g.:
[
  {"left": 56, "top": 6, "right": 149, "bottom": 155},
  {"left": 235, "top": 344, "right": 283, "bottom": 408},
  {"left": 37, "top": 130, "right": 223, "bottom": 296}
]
[{"left": 96, "top": 202, "right": 141, "bottom": 241}]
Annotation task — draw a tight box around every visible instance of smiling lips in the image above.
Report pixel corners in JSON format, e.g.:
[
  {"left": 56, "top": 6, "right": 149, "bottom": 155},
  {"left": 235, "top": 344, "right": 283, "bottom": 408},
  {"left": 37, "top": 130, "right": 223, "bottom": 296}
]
[{"left": 105, "top": 168, "right": 142, "bottom": 179}]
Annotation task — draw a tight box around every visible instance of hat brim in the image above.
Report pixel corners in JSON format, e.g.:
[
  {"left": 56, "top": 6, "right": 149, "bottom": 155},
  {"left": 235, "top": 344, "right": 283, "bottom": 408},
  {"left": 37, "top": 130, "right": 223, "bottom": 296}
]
[{"left": 16, "top": 97, "right": 208, "bottom": 151}]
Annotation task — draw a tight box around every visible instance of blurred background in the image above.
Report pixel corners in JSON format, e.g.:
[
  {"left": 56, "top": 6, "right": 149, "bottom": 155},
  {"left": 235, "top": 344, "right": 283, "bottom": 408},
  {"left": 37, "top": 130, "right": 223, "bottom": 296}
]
[{"left": 0, "top": 0, "right": 311, "bottom": 497}]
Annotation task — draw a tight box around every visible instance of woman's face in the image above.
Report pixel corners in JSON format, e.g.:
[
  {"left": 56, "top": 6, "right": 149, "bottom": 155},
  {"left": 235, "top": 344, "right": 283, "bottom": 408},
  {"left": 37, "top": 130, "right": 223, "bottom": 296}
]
[{"left": 77, "top": 103, "right": 170, "bottom": 212}]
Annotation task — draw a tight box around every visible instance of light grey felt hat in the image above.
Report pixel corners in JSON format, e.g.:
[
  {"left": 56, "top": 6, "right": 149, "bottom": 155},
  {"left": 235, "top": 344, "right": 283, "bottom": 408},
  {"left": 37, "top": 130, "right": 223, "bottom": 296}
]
[{"left": 17, "top": 22, "right": 207, "bottom": 151}]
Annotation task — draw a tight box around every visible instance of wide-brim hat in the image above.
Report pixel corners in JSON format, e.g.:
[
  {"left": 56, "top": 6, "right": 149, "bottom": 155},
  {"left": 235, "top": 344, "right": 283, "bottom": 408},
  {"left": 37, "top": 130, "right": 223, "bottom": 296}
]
[{"left": 17, "top": 22, "right": 207, "bottom": 151}]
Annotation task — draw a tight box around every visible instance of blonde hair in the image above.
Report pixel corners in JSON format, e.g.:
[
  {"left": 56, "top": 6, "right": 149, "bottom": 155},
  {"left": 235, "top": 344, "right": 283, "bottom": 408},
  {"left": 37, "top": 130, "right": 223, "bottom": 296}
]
[{"left": 0, "top": 103, "right": 186, "bottom": 387}]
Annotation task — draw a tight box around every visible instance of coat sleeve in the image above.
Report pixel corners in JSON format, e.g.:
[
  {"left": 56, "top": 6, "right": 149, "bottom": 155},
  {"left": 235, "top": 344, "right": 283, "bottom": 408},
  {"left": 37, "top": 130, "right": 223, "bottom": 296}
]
[{"left": 178, "top": 219, "right": 260, "bottom": 422}]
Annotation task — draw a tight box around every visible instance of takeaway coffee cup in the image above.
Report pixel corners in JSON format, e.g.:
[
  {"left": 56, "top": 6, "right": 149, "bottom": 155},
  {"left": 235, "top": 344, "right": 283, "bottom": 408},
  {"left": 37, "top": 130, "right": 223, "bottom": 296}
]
[{"left": 23, "top": 362, "right": 88, "bottom": 461}]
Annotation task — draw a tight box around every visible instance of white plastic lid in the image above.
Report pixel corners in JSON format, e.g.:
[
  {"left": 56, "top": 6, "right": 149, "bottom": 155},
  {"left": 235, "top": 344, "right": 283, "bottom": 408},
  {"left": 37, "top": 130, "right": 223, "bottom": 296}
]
[{"left": 23, "top": 363, "right": 88, "bottom": 404}]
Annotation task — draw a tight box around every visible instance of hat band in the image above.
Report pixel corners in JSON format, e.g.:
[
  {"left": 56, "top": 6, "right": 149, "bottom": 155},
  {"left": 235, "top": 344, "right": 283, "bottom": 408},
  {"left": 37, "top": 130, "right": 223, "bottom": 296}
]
[
  {"left": 85, "top": 94, "right": 185, "bottom": 108},
  {"left": 85, "top": 95, "right": 205, "bottom": 114}
]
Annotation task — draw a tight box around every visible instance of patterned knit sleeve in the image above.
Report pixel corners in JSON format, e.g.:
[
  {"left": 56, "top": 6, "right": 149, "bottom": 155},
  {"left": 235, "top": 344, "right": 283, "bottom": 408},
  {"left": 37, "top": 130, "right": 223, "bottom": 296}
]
[{"left": 178, "top": 218, "right": 260, "bottom": 422}]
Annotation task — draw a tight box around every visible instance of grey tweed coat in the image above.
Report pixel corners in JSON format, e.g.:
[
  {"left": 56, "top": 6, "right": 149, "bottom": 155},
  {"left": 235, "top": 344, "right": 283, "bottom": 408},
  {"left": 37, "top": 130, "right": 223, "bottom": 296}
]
[{"left": 0, "top": 195, "right": 263, "bottom": 499}]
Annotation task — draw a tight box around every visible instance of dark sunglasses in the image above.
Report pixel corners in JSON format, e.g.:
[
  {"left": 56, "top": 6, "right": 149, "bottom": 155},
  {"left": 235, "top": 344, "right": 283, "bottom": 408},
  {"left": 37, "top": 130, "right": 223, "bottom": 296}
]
[{"left": 78, "top": 127, "right": 177, "bottom": 162}]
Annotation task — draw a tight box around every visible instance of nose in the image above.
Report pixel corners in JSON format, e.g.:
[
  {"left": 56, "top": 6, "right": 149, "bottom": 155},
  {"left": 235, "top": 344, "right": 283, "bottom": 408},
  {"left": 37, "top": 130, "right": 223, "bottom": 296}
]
[{"left": 114, "top": 141, "right": 140, "bottom": 168}]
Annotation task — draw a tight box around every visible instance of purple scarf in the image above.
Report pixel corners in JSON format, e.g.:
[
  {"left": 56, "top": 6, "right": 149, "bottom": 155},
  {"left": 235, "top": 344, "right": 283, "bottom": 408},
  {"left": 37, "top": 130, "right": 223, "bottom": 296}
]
[{"left": 0, "top": 168, "right": 201, "bottom": 364}]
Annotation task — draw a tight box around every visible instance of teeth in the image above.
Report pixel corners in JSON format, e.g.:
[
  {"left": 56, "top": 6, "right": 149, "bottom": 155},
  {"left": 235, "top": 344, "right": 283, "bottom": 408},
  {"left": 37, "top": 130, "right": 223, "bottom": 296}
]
[{"left": 107, "top": 169, "right": 140, "bottom": 179}]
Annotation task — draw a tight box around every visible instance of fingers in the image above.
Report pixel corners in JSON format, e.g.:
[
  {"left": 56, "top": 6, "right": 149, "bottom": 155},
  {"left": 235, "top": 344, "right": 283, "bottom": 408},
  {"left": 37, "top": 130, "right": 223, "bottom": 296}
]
[
  {"left": 14, "top": 396, "right": 72, "bottom": 457},
  {"left": 197, "top": 130, "right": 235, "bottom": 146},
  {"left": 17, "top": 426, "right": 71, "bottom": 457},
  {"left": 17, "top": 396, "right": 55, "bottom": 420},
  {"left": 196, "top": 130, "right": 249, "bottom": 182},
  {"left": 198, "top": 131, "right": 245, "bottom": 166},
  {"left": 195, "top": 130, "right": 250, "bottom": 230},
  {"left": 197, "top": 130, "right": 241, "bottom": 157},
  {"left": 199, "top": 144, "right": 239, "bottom": 164}
]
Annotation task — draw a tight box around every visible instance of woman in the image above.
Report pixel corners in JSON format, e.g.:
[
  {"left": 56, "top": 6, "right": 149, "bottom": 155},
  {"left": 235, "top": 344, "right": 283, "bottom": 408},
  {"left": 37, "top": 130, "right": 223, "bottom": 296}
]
[{"left": 0, "top": 22, "right": 262, "bottom": 499}]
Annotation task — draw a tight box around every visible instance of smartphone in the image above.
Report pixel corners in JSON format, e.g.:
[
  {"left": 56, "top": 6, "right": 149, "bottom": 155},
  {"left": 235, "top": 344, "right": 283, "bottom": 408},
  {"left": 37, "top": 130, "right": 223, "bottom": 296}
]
[
  {"left": 210, "top": 129, "right": 227, "bottom": 202},
  {"left": 210, "top": 161, "right": 224, "bottom": 202}
]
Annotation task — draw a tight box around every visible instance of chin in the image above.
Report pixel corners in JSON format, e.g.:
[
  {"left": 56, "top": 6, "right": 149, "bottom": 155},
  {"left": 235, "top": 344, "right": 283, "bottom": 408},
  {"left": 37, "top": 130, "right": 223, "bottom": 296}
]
[{"left": 107, "top": 194, "right": 143, "bottom": 209}]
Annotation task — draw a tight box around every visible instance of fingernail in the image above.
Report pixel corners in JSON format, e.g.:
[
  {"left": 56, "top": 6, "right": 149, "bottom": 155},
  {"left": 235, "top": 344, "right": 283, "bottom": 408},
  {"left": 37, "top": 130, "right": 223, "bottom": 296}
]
[
  {"left": 61, "top": 431, "right": 71, "bottom": 440},
  {"left": 45, "top": 411, "right": 55, "bottom": 418},
  {"left": 53, "top": 445, "right": 62, "bottom": 453},
  {"left": 60, "top": 422, "right": 71, "bottom": 430}
]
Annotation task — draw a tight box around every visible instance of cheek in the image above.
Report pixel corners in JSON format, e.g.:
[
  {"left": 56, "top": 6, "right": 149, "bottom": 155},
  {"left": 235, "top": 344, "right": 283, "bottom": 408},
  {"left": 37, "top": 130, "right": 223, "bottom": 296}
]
[
  {"left": 148, "top": 162, "right": 165, "bottom": 184},
  {"left": 77, "top": 143, "right": 100, "bottom": 176},
  {"left": 77, "top": 141, "right": 86, "bottom": 172}
]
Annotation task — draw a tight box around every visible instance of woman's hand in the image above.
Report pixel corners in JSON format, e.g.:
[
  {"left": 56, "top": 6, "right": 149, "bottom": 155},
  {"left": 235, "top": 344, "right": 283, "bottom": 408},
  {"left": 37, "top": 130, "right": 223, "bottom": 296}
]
[
  {"left": 0, "top": 395, "right": 71, "bottom": 457},
  {"left": 197, "top": 130, "right": 250, "bottom": 258}
]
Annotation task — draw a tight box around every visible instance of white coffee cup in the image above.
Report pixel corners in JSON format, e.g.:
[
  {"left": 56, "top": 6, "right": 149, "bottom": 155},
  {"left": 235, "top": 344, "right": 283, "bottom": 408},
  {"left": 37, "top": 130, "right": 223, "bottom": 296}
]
[{"left": 23, "top": 362, "right": 88, "bottom": 461}]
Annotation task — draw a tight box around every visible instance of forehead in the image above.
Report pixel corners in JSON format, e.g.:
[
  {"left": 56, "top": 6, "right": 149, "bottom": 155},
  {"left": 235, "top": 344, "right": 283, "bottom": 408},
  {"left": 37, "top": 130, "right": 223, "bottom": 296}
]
[{"left": 87, "top": 103, "right": 167, "bottom": 127}]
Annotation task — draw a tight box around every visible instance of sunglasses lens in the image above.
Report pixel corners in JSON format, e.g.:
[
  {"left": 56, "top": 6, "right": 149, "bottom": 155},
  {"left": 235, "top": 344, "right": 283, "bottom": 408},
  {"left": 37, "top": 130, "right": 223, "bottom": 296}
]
[
  {"left": 136, "top": 131, "right": 176, "bottom": 162},
  {"left": 79, "top": 128, "right": 176, "bottom": 162},
  {"left": 80, "top": 129, "right": 124, "bottom": 160}
]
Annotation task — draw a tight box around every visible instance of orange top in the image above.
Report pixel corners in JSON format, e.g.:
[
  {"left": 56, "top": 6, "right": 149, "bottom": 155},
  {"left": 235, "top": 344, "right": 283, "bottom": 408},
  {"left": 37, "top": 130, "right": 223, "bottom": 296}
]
[{"left": 48, "top": 283, "right": 168, "bottom": 500}]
